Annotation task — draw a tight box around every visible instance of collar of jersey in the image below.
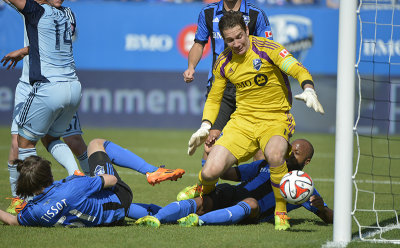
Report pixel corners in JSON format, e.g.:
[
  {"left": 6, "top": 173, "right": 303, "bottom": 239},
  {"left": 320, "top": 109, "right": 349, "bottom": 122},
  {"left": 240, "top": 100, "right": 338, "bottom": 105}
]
[{"left": 32, "top": 183, "right": 57, "bottom": 202}]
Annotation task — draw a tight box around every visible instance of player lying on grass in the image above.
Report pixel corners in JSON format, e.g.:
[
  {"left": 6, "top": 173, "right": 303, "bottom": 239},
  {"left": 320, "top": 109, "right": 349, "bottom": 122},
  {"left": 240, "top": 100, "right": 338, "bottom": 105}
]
[
  {"left": 0, "top": 139, "right": 184, "bottom": 226},
  {"left": 134, "top": 139, "right": 333, "bottom": 228}
]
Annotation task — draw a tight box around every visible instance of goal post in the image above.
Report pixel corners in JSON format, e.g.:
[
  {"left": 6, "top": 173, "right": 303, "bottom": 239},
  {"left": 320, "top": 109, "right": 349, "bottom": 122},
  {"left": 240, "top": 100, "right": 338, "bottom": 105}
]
[
  {"left": 333, "top": 0, "right": 400, "bottom": 245},
  {"left": 333, "top": 0, "right": 358, "bottom": 245}
]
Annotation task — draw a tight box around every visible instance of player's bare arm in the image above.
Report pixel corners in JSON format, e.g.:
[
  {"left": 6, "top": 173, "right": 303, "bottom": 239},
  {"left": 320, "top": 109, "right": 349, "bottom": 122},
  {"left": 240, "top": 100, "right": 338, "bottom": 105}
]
[
  {"left": 1, "top": 46, "right": 29, "bottom": 70},
  {"left": 309, "top": 195, "right": 333, "bottom": 224},
  {"left": 0, "top": 209, "right": 20, "bottom": 226},
  {"left": 6, "top": 0, "right": 26, "bottom": 10},
  {"left": 183, "top": 42, "right": 205, "bottom": 83}
]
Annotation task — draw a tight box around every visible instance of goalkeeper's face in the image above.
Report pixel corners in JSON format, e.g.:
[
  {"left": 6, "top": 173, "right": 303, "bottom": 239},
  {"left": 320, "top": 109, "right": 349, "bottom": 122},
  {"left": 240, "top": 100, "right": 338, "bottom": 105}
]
[{"left": 222, "top": 25, "right": 250, "bottom": 56}]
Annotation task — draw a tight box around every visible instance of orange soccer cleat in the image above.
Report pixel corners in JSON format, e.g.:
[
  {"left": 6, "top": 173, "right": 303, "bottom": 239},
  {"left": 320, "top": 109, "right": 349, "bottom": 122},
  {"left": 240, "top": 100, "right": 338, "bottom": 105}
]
[{"left": 146, "top": 165, "right": 185, "bottom": 186}]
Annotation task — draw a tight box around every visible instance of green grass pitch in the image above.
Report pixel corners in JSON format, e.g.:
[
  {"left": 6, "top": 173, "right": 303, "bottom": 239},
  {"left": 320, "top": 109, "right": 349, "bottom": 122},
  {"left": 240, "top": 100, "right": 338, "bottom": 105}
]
[{"left": 0, "top": 127, "right": 396, "bottom": 247}]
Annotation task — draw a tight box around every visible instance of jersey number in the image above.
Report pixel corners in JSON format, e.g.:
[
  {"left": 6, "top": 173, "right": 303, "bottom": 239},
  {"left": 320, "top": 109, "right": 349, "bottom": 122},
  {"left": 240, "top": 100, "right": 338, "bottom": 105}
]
[{"left": 54, "top": 20, "right": 72, "bottom": 50}]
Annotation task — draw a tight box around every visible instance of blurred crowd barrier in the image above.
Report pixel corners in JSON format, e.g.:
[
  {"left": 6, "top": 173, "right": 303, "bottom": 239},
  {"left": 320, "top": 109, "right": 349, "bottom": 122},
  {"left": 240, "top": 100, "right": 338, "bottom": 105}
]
[{"left": 1, "top": 1, "right": 399, "bottom": 132}]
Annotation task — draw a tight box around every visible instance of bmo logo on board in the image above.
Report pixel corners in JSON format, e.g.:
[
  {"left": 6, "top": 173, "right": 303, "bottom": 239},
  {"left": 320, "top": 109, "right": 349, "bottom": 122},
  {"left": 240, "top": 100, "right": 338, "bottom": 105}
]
[{"left": 177, "top": 24, "right": 211, "bottom": 58}]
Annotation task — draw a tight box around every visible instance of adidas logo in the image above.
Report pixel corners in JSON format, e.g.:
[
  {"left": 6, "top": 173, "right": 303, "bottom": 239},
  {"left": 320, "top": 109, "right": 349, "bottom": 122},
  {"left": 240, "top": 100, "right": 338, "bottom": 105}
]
[
  {"left": 212, "top": 17, "right": 219, "bottom": 22},
  {"left": 228, "top": 68, "right": 234, "bottom": 73}
]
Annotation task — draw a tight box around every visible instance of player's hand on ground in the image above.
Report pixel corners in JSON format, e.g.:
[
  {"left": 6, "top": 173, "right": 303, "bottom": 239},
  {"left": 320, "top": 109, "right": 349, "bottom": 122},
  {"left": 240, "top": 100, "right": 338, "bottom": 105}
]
[
  {"left": 294, "top": 88, "right": 325, "bottom": 114},
  {"left": 1, "top": 49, "right": 26, "bottom": 70},
  {"left": 188, "top": 122, "right": 211, "bottom": 156},
  {"left": 183, "top": 68, "right": 195, "bottom": 83},
  {"left": 309, "top": 195, "right": 325, "bottom": 211}
]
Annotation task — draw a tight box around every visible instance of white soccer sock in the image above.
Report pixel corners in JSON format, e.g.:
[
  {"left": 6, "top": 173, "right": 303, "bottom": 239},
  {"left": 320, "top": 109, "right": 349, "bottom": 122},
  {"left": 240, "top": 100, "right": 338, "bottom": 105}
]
[
  {"left": 8, "top": 162, "right": 19, "bottom": 198},
  {"left": 48, "top": 140, "right": 78, "bottom": 175}
]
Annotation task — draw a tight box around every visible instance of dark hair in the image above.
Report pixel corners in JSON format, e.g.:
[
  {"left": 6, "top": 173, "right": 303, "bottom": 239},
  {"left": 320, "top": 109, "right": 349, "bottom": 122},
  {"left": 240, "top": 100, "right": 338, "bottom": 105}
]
[
  {"left": 15, "top": 156, "right": 54, "bottom": 198},
  {"left": 218, "top": 11, "right": 247, "bottom": 39}
]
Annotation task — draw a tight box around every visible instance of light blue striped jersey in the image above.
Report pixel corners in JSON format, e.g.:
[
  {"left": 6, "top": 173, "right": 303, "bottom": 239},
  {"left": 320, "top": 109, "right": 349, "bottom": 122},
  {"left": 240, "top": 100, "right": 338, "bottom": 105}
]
[
  {"left": 21, "top": 0, "right": 78, "bottom": 84},
  {"left": 7, "top": 1, "right": 76, "bottom": 84},
  {"left": 17, "top": 175, "right": 126, "bottom": 227}
]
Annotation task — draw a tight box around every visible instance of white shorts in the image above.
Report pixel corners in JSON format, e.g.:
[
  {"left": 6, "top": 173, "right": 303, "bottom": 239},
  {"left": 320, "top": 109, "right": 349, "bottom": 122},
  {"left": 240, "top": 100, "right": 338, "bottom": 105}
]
[{"left": 16, "top": 80, "right": 82, "bottom": 141}]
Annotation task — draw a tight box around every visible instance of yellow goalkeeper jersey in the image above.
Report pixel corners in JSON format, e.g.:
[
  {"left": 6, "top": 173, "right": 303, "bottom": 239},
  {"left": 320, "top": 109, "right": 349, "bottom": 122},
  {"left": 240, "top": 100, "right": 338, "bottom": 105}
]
[{"left": 203, "top": 35, "right": 313, "bottom": 124}]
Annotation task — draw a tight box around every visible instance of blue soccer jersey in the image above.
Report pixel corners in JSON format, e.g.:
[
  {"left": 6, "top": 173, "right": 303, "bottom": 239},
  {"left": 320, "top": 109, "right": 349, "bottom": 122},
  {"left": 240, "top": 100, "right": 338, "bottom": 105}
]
[
  {"left": 17, "top": 175, "right": 126, "bottom": 227},
  {"left": 236, "top": 161, "right": 328, "bottom": 222},
  {"left": 194, "top": 0, "right": 272, "bottom": 84},
  {"left": 21, "top": 0, "right": 78, "bottom": 85}
]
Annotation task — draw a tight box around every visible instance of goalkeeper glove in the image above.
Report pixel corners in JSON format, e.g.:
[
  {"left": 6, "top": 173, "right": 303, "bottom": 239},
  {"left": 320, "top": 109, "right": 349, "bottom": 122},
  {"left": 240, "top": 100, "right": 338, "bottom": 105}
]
[
  {"left": 294, "top": 88, "right": 325, "bottom": 114},
  {"left": 188, "top": 122, "right": 211, "bottom": 156}
]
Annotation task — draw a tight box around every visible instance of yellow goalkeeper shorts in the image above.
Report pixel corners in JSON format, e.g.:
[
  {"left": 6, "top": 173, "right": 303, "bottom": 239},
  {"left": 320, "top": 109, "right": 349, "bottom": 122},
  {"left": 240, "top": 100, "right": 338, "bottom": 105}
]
[{"left": 215, "top": 111, "right": 295, "bottom": 163}]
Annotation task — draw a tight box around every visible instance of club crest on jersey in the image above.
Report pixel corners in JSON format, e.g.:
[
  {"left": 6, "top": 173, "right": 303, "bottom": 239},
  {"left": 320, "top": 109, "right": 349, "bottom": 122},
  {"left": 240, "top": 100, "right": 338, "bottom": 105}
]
[
  {"left": 94, "top": 165, "right": 105, "bottom": 176},
  {"left": 279, "top": 49, "right": 289, "bottom": 58},
  {"left": 243, "top": 15, "right": 250, "bottom": 25},
  {"left": 253, "top": 59, "right": 262, "bottom": 71}
]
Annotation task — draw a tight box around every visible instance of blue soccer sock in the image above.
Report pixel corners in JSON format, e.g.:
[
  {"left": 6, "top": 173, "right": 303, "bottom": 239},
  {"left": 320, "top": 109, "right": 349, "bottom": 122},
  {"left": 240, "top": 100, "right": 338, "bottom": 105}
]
[
  {"left": 8, "top": 162, "right": 19, "bottom": 198},
  {"left": 103, "top": 141, "right": 157, "bottom": 174},
  {"left": 199, "top": 201, "right": 251, "bottom": 225},
  {"left": 201, "top": 159, "right": 206, "bottom": 167},
  {"left": 77, "top": 151, "right": 90, "bottom": 175},
  {"left": 47, "top": 140, "right": 79, "bottom": 176},
  {"left": 127, "top": 203, "right": 162, "bottom": 219},
  {"left": 155, "top": 199, "right": 197, "bottom": 223}
]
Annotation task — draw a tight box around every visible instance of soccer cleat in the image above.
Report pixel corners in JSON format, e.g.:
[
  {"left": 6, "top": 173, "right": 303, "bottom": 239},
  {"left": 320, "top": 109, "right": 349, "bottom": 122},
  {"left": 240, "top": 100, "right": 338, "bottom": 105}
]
[
  {"left": 6, "top": 197, "right": 25, "bottom": 215},
  {"left": 177, "top": 213, "right": 203, "bottom": 227},
  {"left": 74, "top": 170, "right": 85, "bottom": 176},
  {"left": 15, "top": 200, "right": 27, "bottom": 214},
  {"left": 274, "top": 212, "right": 291, "bottom": 230},
  {"left": 135, "top": 215, "right": 160, "bottom": 228},
  {"left": 177, "top": 184, "right": 202, "bottom": 201},
  {"left": 146, "top": 165, "right": 185, "bottom": 186}
]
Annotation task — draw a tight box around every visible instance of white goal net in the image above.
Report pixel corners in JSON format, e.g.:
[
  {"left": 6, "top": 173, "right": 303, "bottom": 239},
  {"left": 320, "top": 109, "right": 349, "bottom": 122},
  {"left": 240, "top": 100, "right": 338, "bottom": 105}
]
[{"left": 353, "top": 0, "right": 400, "bottom": 243}]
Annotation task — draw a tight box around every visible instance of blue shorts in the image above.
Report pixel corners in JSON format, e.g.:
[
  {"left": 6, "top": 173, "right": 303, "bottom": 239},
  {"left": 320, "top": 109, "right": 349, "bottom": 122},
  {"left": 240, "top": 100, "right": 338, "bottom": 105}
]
[
  {"left": 12, "top": 81, "right": 83, "bottom": 138},
  {"left": 16, "top": 80, "right": 82, "bottom": 141}
]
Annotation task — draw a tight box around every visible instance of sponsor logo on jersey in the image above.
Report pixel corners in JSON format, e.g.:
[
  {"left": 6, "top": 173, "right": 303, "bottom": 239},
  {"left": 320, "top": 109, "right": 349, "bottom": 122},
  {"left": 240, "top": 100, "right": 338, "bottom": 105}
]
[
  {"left": 177, "top": 24, "right": 211, "bottom": 58},
  {"left": 254, "top": 74, "right": 268, "bottom": 86},
  {"left": 94, "top": 165, "right": 105, "bottom": 176},
  {"left": 213, "top": 32, "right": 223, "bottom": 39},
  {"left": 279, "top": 49, "right": 289, "bottom": 58},
  {"left": 253, "top": 58, "right": 262, "bottom": 70}
]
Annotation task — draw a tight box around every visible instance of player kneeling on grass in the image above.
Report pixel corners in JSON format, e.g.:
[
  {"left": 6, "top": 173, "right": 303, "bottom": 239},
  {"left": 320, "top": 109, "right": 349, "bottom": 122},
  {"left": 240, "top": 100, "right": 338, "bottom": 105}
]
[
  {"left": 135, "top": 139, "right": 333, "bottom": 228},
  {"left": 0, "top": 139, "right": 184, "bottom": 226}
]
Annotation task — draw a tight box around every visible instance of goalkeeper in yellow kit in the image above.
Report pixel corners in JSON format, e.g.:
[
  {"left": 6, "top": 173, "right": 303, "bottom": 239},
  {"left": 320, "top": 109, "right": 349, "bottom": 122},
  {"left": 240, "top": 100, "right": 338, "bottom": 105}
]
[{"left": 187, "top": 11, "right": 324, "bottom": 231}]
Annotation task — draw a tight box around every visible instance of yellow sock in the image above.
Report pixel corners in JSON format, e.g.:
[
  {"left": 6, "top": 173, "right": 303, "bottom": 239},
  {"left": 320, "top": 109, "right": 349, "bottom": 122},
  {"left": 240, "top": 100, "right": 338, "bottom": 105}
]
[
  {"left": 270, "top": 161, "right": 288, "bottom": 214},
  {"left": 198, "top": 170, "right": 218, "bottom": 195}
]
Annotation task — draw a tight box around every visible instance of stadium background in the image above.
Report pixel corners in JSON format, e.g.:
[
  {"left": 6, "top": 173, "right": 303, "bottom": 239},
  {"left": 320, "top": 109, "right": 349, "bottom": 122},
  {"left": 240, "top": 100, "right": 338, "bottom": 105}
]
[{"left": 1, "top": 1, "right": 398, "bottom": 134}]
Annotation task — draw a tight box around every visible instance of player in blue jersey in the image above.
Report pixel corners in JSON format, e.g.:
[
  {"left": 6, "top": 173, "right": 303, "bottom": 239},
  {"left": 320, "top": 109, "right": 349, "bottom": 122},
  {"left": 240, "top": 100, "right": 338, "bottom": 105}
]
[
  {"left": 0, "top": 138, "right": 185, "bottom": 227},
  {"left": 1, "top": 0, "right": 90, "bottom": 215},
  {"left": 135, "top": 139, "right": 333, "bottom": 228}
]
